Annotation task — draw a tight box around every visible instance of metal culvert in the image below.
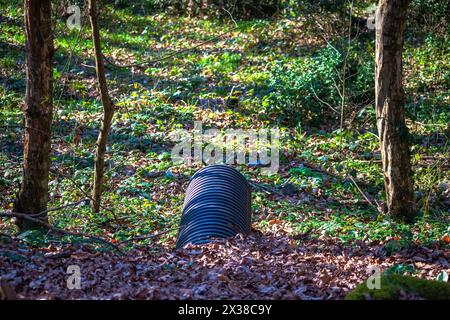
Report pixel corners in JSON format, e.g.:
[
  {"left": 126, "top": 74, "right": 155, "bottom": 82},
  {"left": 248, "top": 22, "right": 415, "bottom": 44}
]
[{"left": 176, "top": 164, "right": 252, "bottom": 248}]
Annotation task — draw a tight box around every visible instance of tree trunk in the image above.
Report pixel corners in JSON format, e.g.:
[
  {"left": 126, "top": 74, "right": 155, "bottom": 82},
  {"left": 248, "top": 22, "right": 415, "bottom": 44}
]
[
  {"left": 375, "top": 0, "right": 415, "bottom": 221},
  {"left": 200, "top": 0, "right": 209, "bottom": 16},
  {"left": 88, "top": 0, "right": 115, "bottom": 213},
  {"left": 13, "top": 0, "right": 54, "bottom": 231},
  {"left": 187, "top": 0, "right": 195, "bottom": 17}
]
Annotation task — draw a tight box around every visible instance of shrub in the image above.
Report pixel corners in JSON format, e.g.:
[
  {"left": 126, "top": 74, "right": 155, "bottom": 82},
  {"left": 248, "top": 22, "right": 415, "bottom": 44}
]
[
  {"left": 257, "top": 38, "right": 377, "bottom": 128},
  {"left": 262, "top": 45, "right": 342, "bottom": 126}
]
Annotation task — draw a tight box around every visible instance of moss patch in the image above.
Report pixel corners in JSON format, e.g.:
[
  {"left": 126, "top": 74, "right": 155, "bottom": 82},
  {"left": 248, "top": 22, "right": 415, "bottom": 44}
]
[{"left": 346, "top": 275, "right": 450, "bottom": 300}]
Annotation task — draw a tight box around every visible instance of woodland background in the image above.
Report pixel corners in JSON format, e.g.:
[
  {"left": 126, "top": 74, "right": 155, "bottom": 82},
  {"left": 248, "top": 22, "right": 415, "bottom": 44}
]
[{"left": 0, "top": 0, "right": 449, "bottom": 299}]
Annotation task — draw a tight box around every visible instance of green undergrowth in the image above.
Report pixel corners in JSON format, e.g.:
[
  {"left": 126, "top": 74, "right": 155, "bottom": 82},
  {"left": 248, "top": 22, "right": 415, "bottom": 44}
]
[{"left": 0, "top": 1, "right": 448, "bottom": 252}]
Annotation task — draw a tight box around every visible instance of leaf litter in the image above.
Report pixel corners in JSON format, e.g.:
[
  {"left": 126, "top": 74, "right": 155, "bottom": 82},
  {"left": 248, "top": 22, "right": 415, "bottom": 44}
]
[{"left": 1, "top": 231, "right": 448, "bottom": 300}]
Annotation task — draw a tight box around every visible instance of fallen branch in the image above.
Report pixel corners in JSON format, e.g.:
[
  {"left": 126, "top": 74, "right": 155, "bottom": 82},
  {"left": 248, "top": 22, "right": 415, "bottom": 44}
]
[
  {"left": 118, "top": 226, "right": 181, "bottom": 245},
  {"left": 50, "top": 168, "right": 119, "bottom": 221},
  {"left": 0, "top": 211, "right": 124, "bottom": 255},
  {"left": 52, "top": 168, "right": 151, "bottom": 231},
  {"left": 29, "top": 199, "right": 89, "bottom": 218},
  {"left": 248, "top": 181, "right": 275, "bottom": 195},
  {"left": 348, "top": 175, "right": 383, "bottom": 214}
]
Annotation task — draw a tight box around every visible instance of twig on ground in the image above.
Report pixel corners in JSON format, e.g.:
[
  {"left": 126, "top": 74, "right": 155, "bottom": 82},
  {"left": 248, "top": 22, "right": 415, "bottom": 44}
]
[
  {"left": 0, "top": 211, "right": 124, "bottom": 255},
  {"left": 29, "top": 199, "right": 89, "bottom": 218},
  {"left": 348, "top": 175, "right": 383, "bottom": 214},
  {"left": 50, "top": 168, "right": 120, "bottom": 221},
  {"left": 118, "top": 226, "right": 180, "bottom": 245},
  {"left": 248, "top": 181, "right": 275, "bottom": 194}
]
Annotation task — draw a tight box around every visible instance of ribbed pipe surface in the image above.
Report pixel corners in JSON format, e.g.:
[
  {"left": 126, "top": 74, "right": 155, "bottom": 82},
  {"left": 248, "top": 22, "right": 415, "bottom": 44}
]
[{"left": 176, "top": 165, "right": 252, "bottom": 248}]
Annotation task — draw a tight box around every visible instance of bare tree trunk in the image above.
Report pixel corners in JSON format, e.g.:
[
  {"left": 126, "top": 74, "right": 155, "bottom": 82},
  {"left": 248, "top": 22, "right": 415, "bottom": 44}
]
[
  {"left": 187, "top": 0, "right": 195, "bottom": 17},
  {"left": 88, "top": 0, "right": 115, "bottom": 213},
  {"left": 13, "top": 0, "right": 54, "bottom": 231},
  {"left": 201, "top": 0, "right": 209, "bottom": 16},
  {"left": 375, "top": 0, "right": 415, "bottom": 221}
]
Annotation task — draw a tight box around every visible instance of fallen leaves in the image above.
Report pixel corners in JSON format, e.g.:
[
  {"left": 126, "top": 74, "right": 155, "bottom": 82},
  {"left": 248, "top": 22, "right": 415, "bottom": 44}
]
[
  {"left": 1, "top": 232, "right": 449, "bottom": 300},
  {"left": 442, "top": 235, "right": 450, "bottom": 244}
]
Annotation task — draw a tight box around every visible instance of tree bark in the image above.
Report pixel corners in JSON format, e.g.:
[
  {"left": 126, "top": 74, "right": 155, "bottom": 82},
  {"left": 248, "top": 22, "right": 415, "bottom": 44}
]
[
  {"left": 375, "top": 0, "right": 415, "bottom": 221},
  {"left": 187, "top": 0, "right": 195, "bottom": 17},
  {"left": 88, "top": 0, "right": 115, "bottom": 213},
  {"left": 13, "top": 0, "right": 54, "bottom": 231},
  {"left": 200, "top": 0, "right": 209, "bottom": 16}
]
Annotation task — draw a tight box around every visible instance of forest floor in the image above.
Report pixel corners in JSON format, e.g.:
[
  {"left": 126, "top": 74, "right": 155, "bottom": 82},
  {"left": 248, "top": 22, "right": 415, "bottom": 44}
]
[
  {"left": 1, "top": 3, "right": 449, "bottom": 299},
  {"left": 2, "top": 233, "right": 449, "bottom": 299}
]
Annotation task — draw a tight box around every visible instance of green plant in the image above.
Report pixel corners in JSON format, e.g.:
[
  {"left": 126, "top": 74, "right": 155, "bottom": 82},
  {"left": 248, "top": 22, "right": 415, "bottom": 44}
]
[{"left": 263, "top": 45, "right": 342, "bottom": 126}]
